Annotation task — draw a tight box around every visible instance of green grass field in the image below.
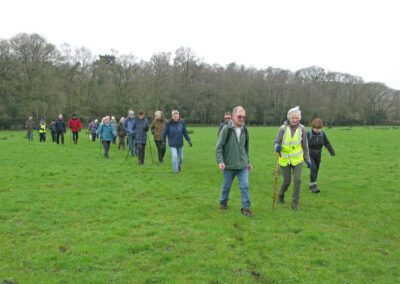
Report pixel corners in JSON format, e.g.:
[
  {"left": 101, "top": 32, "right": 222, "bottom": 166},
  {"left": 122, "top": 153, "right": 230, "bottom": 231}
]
[{"left": 0, "top": 127, "right": 399, "bottom": 283}]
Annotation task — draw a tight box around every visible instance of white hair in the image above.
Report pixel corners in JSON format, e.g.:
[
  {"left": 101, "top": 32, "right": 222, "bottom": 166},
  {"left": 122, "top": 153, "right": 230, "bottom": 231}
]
[
  {"left": 172, "top": 110, "right": 179, "bottom": 116},
  {"left": 155, "top": 111, "right": 163, "bottom": 117},
  {"left": 287, "top": 106, "right": 301, "bottom": 120},
  {"left": 232, "top": 106, "right": 245, "bottom": 115}
]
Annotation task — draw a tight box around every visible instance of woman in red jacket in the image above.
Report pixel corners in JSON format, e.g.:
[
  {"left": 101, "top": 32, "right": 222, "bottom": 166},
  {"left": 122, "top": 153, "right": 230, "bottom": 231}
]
[{"left": 68, "top": 114, "right": 82, "bottom": 144}]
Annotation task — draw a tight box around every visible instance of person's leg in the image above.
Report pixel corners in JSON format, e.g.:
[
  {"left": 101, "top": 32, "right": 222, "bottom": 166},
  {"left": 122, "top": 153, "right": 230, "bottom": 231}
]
[
  {"left": 43, "top": 133, "right": 46, "bottom": 142},
  {"left": 292, "top": 163, "right": 303, "bottom": 208},
  {"left": 141, "top": 144, "right": 146, "bottom": 164},
  {"left": 56, "top": 132, "right": 60, "bottom": 144},
  {"left": 137, "top": 144, "right": 144, "bottom": 164},
  {"left": 91, "top": 133, "right": 96, "bottom": 142},
  {"left": 315, "top": 158, "right": 321, "bottom": 180},
  {"left": 104, "top": 141, "right": 110, "bottom": 158},
  {"left": 278, "top": 165, "right": 292, "bottom": 201},
  {"left": 177, "top": 146, "right": 183, "bottom": 171},
  {"left": 52, "top": 132, "right": 56, "bottom": 142},
  {"left": 29, "top": 131, "right": 33, "bottom": 141},
  {"left": 133, "top": 138, "right": 139, "bottom": 156},
  {"left": 127, "top": 135, "right": 135, "bottom": 156},
  {"left": 309, "top": 157, "right": 320, "bottom": 193},
  {"left": 75, "top": 132, "right": 79, "bottom": 143},
  {"left": 161, "top": 141, "right": 166, "bottom": 161},
  {"left": 170, "top": 147, "right": 179, "bottom": 173},
  {"left": 155, "top": 140, "right": 163, "bottom": 162},
  {"left": 61, "top": 132, "right": 64, "bottom": 144},
  {"left": 220, "top": 169, "right": 236, "bottom": 206},
  {"left": 237, "top": 168, "right": 251, "bottom": 209},
  {"left": 122, "top": 137, "right": 125, "bottom": 150},
  {"left": 118, "top": 136, "right": 122, "bottom": 149}
]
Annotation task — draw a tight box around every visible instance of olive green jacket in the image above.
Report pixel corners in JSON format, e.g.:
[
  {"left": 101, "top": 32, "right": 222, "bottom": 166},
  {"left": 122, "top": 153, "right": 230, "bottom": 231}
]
[
  {"left": 215, "top": 121, "right": 249, "bottom": 170},
  {"left": 150, "top": 118, "right": 167, "bottom": 141}
]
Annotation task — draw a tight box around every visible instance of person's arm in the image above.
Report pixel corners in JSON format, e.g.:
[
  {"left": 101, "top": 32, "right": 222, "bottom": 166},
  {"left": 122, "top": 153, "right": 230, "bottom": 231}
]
[
  {"left": 144, "top": 119, "right": 149, "bottom": 132},
  {"left": 63, "top": 122, "right": 66, "bottom": 133},
  {"left": 218, "top": 123, "right": 224, "bottom": 136},
  {"left": 215, "top": 126, "right": 227, "bottom": 165},
  {"left": 273, "top": 126, "right": 284, "bottom": 151},
  {"left": 323, "top": 132, "right": 335, "bottom": 156},
  {"left": 161, "top": 122, "right": 169, "bottom": 144},
  {"left": 182, "top": 121, "right": 191, "bottom": 144},
  {"left": 301, "top": 126, "right": 311, "bottom": 163},
  {"left": 150, "top": 120, "right": 155, "bottom": 134},
  {"left": 78, "top": 120, "right": 82, "bottom": 131},
  {"left": 112, "top": 125, "right": 117, "bottom": 137}
]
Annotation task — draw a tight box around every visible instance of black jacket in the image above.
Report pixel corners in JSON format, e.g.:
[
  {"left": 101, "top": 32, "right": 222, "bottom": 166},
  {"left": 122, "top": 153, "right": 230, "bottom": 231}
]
[
  {"left": 307, "top": 129, "right": 335, "bottom": 159},
  {"left": 55, "top": 119, "right": 66, "bottom": 133}
]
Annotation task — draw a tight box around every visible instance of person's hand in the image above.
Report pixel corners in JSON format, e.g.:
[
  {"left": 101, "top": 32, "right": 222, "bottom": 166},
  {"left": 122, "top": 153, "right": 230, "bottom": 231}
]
[
  {"left": 248, "top": 164, "right": 253, "bottom": 172},
  {"left": 307, "top": 162, "right": 312, "bottom": 168},
  {"left": 79, "top": 129, "right": 81, "bottom": 132},
  {"left": 219, "top": 163, "right": 226, "bottom": 170},
  {"left": 275, "top": 145, "right": 282, "bottom": 152},
  {"left": 189, "top": 140, "right": 192, "bottom": 147}
]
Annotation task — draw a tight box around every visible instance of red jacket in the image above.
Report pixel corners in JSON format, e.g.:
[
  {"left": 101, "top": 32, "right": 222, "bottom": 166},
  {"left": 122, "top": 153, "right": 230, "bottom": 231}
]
[{"left": 68, "top": 118, "right": 82, "bottom": 132}]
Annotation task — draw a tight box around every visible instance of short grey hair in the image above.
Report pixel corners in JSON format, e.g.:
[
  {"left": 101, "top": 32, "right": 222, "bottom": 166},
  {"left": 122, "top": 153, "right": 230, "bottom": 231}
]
[
  {"left": 172, "top": 110, "right": 179, "bottom": 116},
  {"left": 232, "top": 106, "right": 245, "bottom": 115},
  {"left": 287, "top": 106, "right": 301, "bottom": 120},
  {"left": 155, "top": 110, "right": 163, "bottom": 117}
]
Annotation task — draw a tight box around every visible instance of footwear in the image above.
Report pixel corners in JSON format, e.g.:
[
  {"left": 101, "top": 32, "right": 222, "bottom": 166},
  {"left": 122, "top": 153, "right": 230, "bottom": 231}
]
[
  {"left": 220, "top": 202, "right": 228, "bottom": 210},
  {"left": 292, "top": 200, "right": 299, "bottom": 210},
  {"left": 310, "top": 185, "right": 320, "bottom": 193},
  {"left": 137, "top": 161, "right": 141, "bottom": 165},
  {"left": 241, "top": 207, "right": 254, "bottom": 217},
  {"left": 278, "top": 195, "right": 285, "bottom": 204},
  {"left": 173, "top": 171, "right": 179, "bottom": 174},
  {"left": 178, "top": 166, "right": 181, "bottom": 172},
  {"left": 159, "top": 161, "right": 163, "bottom": 165}
]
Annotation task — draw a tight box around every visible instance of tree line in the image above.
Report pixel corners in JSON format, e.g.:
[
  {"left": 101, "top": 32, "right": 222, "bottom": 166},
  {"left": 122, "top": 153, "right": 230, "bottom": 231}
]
[{"left": 1, "top": 33, "right": 399, "bottom": 129}]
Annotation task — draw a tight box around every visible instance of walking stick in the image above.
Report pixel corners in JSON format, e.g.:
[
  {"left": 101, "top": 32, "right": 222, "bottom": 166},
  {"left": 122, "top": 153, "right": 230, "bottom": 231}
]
[{"left": 272, "top": 153, "right": 280, "bottom": 210}]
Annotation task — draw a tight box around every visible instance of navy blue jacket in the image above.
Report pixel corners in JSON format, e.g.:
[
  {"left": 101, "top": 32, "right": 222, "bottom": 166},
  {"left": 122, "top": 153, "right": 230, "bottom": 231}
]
[
  {"left": 132, "top": 118, "right": 149, "bottom": 144},
  {"left": 124, "top": 116, "right": 136, "bottom": 136},
  {"left": 162, "top": 118, "right": 191, "bottom": 147}
]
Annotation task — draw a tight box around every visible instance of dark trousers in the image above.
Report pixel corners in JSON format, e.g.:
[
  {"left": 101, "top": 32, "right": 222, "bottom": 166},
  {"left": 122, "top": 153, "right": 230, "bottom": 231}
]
[
  {"left": 118, "top": 136, "right": 126, "bottom": 150},
  {"left": 137, "top": 143, "right": 146, "bottom": 164},
  {"left": 112, "top": 136, "right": 116, "bottom": 144},
  {"left": 39, "top": 133, "right": 46, "bottom": 142},
  {"left": 51, "top": 131, "right": 56, "bottom": 142},
  {"left": 103, "top": 141, "right": 111, "bottom": 158},
  {"left": 91, "top": 133, "right": 96, "bottom": 142},
  {"left": 56, "top": 131, "right": 64, "bottom": 144},
  {"left": 310, "top": 157, "right": 321, "bottom": 183},
  {"left": 73, "top": 132, "right": 79, "bottom": 143},
  {"left": 155, "top": 140, "right": 166, "bottom": 162}
]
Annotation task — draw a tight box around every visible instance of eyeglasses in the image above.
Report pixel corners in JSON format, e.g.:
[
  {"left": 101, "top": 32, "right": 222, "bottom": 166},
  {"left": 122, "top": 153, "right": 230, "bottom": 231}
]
[
  {"left": 224, "top": 117, "right": 231, "bottom": 120},
  {"left": 237, "top": 115, "right": 245, "bottom": 120}
]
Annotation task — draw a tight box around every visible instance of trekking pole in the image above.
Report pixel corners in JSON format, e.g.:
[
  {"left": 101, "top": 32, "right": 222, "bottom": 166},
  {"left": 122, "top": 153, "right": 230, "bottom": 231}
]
[
  {"left": 272, "top": 153, "right": 280, "bottom": 210},
  {"left": 148, "top": 138, "right": 154, "bottom": 163}
]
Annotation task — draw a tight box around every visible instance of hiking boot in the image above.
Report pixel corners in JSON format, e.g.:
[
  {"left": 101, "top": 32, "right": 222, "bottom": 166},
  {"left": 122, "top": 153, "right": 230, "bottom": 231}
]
[
  {"left": 241, "top": 207, "right": 254, "bottom": 217},
  {"left": 292, "top": 200, "right": 299, "bottom": 210},
  {"left": 311, "top": 185, "right": 320, "bottom": 193},
  {"left": 174, "top": 171, "right": 179, "bottom": 174},
  {"left": 220, "top": 202, "right": 228, "bottom": 210},
  {"left": 178, "top": 166, "right": 182, "bottom": 172},
  {"left": 278, "top": 195, "right": 285, "bottom": 204}
]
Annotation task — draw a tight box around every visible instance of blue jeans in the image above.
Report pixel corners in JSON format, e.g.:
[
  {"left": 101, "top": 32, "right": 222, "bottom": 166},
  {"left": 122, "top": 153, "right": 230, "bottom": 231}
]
[
  {"left": 170, "top": 146, "right": 183, "bottom": 172},
  {"left": 127, "top": 135, "right": 135, "bottom": 157},
  {"left": 220, "top": 168, "right": 251, "bottom": 208}
]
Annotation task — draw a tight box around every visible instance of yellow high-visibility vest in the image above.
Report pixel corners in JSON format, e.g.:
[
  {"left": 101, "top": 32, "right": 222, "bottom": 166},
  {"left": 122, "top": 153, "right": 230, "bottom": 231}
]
[
  {"left": 39, "top": 123, "right": 46, "bottom": 133},
  {"left": 279, "top": 125, "right": 304, "bottom": 167}
]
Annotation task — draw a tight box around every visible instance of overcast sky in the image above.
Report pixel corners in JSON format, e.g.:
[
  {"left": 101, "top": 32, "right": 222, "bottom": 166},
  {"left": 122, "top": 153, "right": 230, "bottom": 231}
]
[{"left": 2, "top": 0, "right": 399, "bottom": 89}]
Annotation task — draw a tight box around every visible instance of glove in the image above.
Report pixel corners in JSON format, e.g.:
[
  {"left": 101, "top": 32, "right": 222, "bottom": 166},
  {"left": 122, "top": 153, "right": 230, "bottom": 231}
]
[
  {"left": 275, "top": 145, "right": 282, "bottom": 152},
  {"left": 189, "top": 140, "right": 192, "bottom": 147},
  {"left": 307, "top": 162, "right": 312, "bottom": 168}
]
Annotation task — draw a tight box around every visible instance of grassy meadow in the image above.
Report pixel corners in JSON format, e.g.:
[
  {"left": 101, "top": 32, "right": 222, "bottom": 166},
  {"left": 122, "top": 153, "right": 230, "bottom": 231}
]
[{"left": 0, "top": 126, "right": 399, "bottom": 283}]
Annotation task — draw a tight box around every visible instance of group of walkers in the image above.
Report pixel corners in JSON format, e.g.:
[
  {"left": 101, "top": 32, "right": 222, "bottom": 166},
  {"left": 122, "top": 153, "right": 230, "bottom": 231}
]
[
  {"left": 25, "top": 105, "right": 334, "bottom": 217},
  {"left": 216, "top": 106, "right": 335, "bottom": 217},
  {"left": 25, "top": 114, "right": 80, "bottom": 144}
]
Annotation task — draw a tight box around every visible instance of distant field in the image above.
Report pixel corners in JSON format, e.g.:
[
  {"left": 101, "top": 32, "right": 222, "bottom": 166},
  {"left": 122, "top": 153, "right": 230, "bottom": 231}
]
[{"left": 0, "top": 127, "right": 399, "bottom": 283}]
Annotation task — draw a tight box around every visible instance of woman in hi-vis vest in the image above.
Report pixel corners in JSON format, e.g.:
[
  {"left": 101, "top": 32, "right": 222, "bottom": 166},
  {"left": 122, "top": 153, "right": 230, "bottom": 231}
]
[{"left": 273, "top": 106, "right": 312, "bottom": 210}]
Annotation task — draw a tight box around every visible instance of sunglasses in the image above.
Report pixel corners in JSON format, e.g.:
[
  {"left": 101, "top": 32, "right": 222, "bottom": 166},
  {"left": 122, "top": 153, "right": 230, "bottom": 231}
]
[
  {"left": 224, "top": 117, "right": 231, "bottom": 120},
  {"left": 237, "top": 115, "right": 245, "bottom": 120}
]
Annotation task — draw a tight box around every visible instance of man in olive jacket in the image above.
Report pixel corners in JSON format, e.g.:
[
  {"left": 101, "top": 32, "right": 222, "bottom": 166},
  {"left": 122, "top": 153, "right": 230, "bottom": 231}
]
[{"left": 215, "top": 106, "right": 254, "bottom": 217}]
